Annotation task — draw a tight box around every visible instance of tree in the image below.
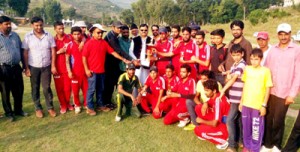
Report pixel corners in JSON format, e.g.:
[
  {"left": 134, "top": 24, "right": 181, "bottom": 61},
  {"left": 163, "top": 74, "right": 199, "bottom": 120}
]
[
  {"left": 63, "top": 7, "right": 76, "bottom": 19},
  {"left": 7, "top": 0, "right": 30, "bottom": 16},
  {"left": 120, "top": 9, "right": 134, "bottom": 25},
  {"left": 26, "top": 7, "right": 44, "bottom": 19},
  {"left": 44, "top": 0, "right": 63, "bottom": 24}
]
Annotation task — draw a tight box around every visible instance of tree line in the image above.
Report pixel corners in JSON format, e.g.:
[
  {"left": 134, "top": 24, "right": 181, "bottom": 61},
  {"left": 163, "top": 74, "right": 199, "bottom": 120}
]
[{"left": 121, "top": 0, "right": 284, "bottom": 26}]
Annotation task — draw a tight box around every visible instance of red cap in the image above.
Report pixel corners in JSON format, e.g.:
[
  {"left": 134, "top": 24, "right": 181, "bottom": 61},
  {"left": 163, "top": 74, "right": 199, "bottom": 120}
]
[{"left": 257, "top": 31, "right": 269, "bottom": 40}]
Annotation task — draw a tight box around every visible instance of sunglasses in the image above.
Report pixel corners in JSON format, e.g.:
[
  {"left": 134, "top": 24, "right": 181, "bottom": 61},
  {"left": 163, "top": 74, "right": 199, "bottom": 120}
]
[{"left": 140, "top": 29, "right": 148, "bottom": 32}]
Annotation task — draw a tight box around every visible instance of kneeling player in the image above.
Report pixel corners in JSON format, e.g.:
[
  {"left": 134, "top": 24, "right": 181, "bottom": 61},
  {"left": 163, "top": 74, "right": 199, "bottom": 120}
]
[{"left": 194, "top": 79, "right": 230, "bottom": 150}]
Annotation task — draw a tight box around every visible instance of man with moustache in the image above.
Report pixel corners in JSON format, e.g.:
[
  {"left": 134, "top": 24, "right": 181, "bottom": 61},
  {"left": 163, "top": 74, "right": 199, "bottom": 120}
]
[
  {"left": 0, "top": 16, "right": 27, "bottom": 122},
  {"left": 130, "top": 23, "right": 139, "bottom": 39},
  {"left": 23, "top": 16, "right": 57, "bottom": 118},
  {"left": 261, "top": 23, "right": 300, "bottom": 152}
]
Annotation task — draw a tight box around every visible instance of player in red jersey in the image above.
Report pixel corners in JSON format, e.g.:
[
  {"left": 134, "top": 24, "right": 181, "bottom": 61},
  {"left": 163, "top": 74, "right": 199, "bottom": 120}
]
[
  {"left": 140, "top": 66, "right": 165, "bottom": 118},
  {"left": 191, "top": 31, "right": 210, "bottom": 72},
  {"left": 162, "top": 64, "right": 196, "bottom": 127},
  {"left": 53, "top": 21, "right": 73, "bottom": 114}
]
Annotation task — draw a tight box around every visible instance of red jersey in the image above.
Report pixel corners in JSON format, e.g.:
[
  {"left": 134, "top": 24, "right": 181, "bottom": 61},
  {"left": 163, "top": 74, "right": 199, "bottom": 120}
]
[
  {"left": 171, "top": 36, "right": 183, "bottom": 70},
  {"left": 55, "top": 34, "right": 72, "bottom": 74},
  {"left": 173, "top": 77, "right": 196, "bottom": 95},
  {"left": 163, "top": 75, "right": 180, "bottom": 92},
  {"left": 173, "top": 40, "right": 199, "bottom": 71},
  {"left": 198, "top": 42, "right": 210, "bottom": 72},
  {"left": 82, "top": 38, "right": 114, "bottom": 73},
  {"left": 155, "top": 39, "right": 173, "bottom": 70},
  {"left": 207, "top": 93, "right": 230, "bottom": 123},
  {"left": 66, "top": 41, "right": 85, "bottom": 76},
  {"left": 145, "top": 76, "right": 165, "bottom": 96}
]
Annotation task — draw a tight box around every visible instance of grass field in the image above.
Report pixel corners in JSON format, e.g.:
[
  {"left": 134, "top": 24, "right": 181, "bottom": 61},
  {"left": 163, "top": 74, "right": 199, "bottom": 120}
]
[{"left": 1, "top": 16, "right": 300, "bottom": 151}]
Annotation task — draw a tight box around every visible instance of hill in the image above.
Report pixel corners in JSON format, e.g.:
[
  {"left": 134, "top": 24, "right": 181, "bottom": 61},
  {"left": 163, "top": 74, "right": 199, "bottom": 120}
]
[
  {"left": 109, "top": 0, "right": 137, "bottom": 9},
  {"left": 29, "top": 0, "right": 123, "bottom": 18}
]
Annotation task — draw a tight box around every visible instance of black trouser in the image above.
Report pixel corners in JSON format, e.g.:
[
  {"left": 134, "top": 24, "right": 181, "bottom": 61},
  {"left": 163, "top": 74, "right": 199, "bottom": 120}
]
[
  {"left": 29, "top": 65, "right": 53, "bottom": 110},
  {"left": 263, "top": 94, "right": 289, "bottom": 149},
  {"left": 282, "top": 110, "right": 300, "bottom": 152},
  {"left": 103, "top": 66, "right": 123, "bottom": 106},
  {"left": 0, "top": 64, "right": 24, "bottom": 116}
]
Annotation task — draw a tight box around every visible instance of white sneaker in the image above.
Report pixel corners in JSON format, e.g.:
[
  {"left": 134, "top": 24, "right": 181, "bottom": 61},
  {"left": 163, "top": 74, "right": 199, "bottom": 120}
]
[
  {"left": 216, "top": 141, "right": 229, "bottom": 150},
  {"left": 115, "top": 116, "right": 121, "bottom": 122},
  {"left": 272, "top": 146, "right": 281, "bottom": 152},
  {"left": 75, "top": 107, "right": 81, "bottom": 114},
  {"left": 177, "top": 118, "right": 190, "bottom": 127},
  {"left": 260, "top": 145, "right": 272, "bottom": 152}
]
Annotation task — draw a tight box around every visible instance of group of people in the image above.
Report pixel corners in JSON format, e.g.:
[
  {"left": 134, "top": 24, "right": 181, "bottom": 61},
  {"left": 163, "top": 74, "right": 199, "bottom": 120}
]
[{"left": 0, "top": 14, "right": 299, "bottom": 152}]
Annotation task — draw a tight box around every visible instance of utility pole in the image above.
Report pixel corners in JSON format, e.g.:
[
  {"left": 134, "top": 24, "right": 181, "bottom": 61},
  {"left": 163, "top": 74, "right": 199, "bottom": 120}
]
[{"left": 243, "top": 6, "right": 246, "bottom": 21}]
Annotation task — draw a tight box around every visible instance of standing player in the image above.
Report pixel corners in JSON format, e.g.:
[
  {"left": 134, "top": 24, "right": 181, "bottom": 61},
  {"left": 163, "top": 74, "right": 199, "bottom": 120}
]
[
  {"left": 53, "top": 21, "right": 73, "bottom": 114},
  {"left": 191, "top": 31, "right": 210, "bottom": 72},
  {"left": 170, "top": 25, "right": 182, "bottom": 74},
  {"left": 194, "top": 79, "right": 230, "bottom": 150},
  {"left": 140, "top": 66, "right": 165, "bottom": 118},
  {"left": 163, "top": 64, "right": 196, "bottom": 127},
  {"left": 66, "top": 26, "right": 88, "bottom": 114},
  {"left": 157, "top": 27, "right": 199, "bottom": 80},
  {"left": 155, "top": 27, "right": 173, "bottom": 76}
]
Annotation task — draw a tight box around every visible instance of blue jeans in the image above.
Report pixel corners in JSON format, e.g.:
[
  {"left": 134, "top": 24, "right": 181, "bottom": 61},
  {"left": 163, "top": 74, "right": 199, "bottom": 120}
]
[
  {"left": 87, "top": 73, "right": 105, "bottom": 109},
  {"left": 226, "top": 103, "right": 243, "bottom": 148}
]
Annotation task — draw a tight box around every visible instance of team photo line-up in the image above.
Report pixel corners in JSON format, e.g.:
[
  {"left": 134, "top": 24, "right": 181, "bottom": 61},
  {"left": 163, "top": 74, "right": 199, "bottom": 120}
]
[{"left": 0, "top": 15, "right": 299, "bottom": 152}]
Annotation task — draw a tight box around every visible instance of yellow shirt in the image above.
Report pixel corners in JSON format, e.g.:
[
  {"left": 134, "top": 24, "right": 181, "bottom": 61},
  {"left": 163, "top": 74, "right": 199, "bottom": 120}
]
[
  {"left": 196, "top": 80, "right": 222, "bottom": 102},
  {"left": 242, "top": 66, "right": 273, "bottom": 110}
]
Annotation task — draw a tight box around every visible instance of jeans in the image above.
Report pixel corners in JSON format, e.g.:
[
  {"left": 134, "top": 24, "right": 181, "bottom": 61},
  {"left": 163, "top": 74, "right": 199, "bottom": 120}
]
[
  {"left": 227, "top": 103, "right": 243, "bottom": 148},
  {"left": 87, "top": 73, "right": 105, "bottom": 109},
  {"left": 186, "top": 99, "right": 199, "bottom": 126},
  {"left": 29, "top": 65, "right": 53, "bottom": 110}
]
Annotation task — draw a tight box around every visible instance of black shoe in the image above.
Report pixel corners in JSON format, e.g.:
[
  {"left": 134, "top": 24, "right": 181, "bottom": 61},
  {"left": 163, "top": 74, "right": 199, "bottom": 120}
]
[
  {"left": 15, "top": 111, "right": 29, "bottom": 117},
  {"left": 7, "top": 115, "right": 15, "bottom": 122}
]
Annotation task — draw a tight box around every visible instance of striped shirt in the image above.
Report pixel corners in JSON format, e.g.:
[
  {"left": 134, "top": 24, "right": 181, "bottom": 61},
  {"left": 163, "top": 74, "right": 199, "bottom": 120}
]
[
  {"left": 228, "top": 59, "right": 246, "bottom": 103},
  {"left": 0, "top": 31, "right": 22, "bottom": 65},
  {"left": 22, "top": 30, "right": 56, "bottom": 68}
]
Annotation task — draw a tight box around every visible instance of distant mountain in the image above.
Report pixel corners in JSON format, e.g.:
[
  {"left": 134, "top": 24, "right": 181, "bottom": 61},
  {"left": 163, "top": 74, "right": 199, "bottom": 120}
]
[{"left": 109, "top": 0, "right": 137, "bottom": 9}]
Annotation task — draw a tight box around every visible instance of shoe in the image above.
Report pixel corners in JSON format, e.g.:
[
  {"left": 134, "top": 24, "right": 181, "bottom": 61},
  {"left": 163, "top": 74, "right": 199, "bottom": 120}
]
[
  {"left": 7, "top": 115, "right": 15, "bottom": 122},
  {"left": 75, "top": 107, "right": 81, "bottom": 114},
  {"left": 83, "top": 106, "right": 88, "bottom": 110},
  {"left": 107, "top": 104, "right": 116, "bottom": 110},
  {"left": 60, "top": 108, "right": 67, "bottom": 114},
  {"left": 183, "top": 124, "right": 196, "bottom": 131},
  {"left": 272, "top": 146, "right": 281, "bottom": 152},
  {"left": 226, "top": 147, "right": 237, "bottom": 152},
  {"left": 96, "top": 106, "right": 111, "bottom": 112},
  {"left": 86, "top": 108, "right": 96, "bottom": 116},
  {"left": 197, "top": 136, "right": 206, "bottom": 141},
  {"left": 68, "top": 105, "right": 74, "bottom": 111},
  {"left": 216, "top": 141, "right": 229, "bottom": 150},
  {"left": 35, "top": 110, "right": 44, "bottom": 118},
  {"left": 48, "top": 109, "right": 57, "bottom": 117},
  {"left": 115, "top": 116, "right": 121, "bottom": 122},
  {"left": 177, "top": 118, "right": 190, "bottom": 127},
  {"left": 15, "top": 111, "right": 29, "bottom": 117},
  {"left": 260, "top": 145, "right": 272, "bottom": 152}
]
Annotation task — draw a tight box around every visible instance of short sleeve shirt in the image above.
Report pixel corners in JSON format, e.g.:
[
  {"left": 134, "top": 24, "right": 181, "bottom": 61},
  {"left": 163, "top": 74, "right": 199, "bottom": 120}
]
[
  {"left": 22, "top": 31, "right": 56, "bottom": 68},
  {"left": 163, "top": 75, "right": 179, "bottom": 92},
  {"left": 54, "top": 34, "right": 72, "bottom": 73},
  {"left": 207, "top": 94, "right": 230, "bottom": 122},
  {"left": 242, "top": 66, "right": 273, "bottom": 110},
  {"left": 174, "top": 77, "right": 196, "bottom": 95},
  {"left": 82, "top": 38, "right": 114, "bottom": 73},
  {"left": 117, "top": 72, "right": 141, "bottom": 93},
  {"left": 66, "top": 41, "right": 85, "bottom": 76},
  {"left": 0, "top": 31, "right": 22, "bottom": 65},
  {"left": 145, "top": 76, "right": 165, "bottom": 96},
  {"left": 228, "top": 59, "right": 246, "bottom": 103}
]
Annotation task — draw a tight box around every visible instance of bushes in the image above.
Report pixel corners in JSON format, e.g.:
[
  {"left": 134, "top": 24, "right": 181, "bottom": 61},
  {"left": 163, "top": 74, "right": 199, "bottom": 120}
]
[{"left": 248, "top": 9, "right": 290, "bottom": 25}]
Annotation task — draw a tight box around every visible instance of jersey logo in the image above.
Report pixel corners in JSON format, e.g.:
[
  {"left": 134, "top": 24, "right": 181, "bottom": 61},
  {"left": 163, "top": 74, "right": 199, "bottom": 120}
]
[
  {"left": 186, "top": 49, "right": 193, "bottom": 53},
  {"left": 53, "top": 75, "right": 60, "bottom": 79},
  {"left": 72, "top": 80, "right": 78, "bottom": 83},
  {"left": 184, "top": 87, "right": 189, "bottom": 90}
]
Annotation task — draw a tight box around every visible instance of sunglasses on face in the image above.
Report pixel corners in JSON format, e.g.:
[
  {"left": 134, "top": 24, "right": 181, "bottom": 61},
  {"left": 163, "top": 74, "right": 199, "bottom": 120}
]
[{"left": 140, "top": 29, "right": 148, "bottom": 32}]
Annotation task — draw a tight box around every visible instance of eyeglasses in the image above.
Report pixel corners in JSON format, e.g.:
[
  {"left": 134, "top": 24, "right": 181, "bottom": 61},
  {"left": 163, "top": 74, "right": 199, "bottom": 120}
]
[{"left": 140, "top": 29, "right": 148, "bottom": 32}]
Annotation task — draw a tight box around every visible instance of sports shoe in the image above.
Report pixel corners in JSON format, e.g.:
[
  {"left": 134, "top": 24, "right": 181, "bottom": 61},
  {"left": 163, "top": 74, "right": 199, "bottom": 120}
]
[
  {"left": 197, "top": 136, "right": 206, "bottom": 141},
  {"left": 48, "top": 109, "right": 57, "bottom": 117},
  {"left": 75, "top": 107, "right": 81, "bottom": 114},
  {"left": 35, "top": 110, "right": 43, "bottom": 118},
  {"left": 60, "top": 108, "right": 67, "bottom": 114},
  {"left": 260, "top": 145, "right": 272, "bottom": 152},
  {"left": 216, "top": 141, "right": 229, "bottom": 150},
  {"left": 177, "top": 118, "right": 190, "bottom": 127},
  {"left": 86, "top": 108, "right": 96, "bottom": 116},
  {"left": 68, "top": 105, "right": 74, "bottom": 111},
  {"left": 272, "top": 146, "right": 281, "bottom": 152},
  {"left": 184, "top": 123, "right": 196, "bottom": 131},
  {"left": 96, "top": 106, "right": 111, "bottom": 112},
  {"left": 115, "top": 116, "right": 121, "bottom": 122}
]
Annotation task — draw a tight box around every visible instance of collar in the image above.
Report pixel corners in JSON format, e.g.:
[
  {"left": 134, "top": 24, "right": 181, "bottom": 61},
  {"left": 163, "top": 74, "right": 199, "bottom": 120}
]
[
  {"left": 230, "top": 36, "right": 246, "bottom": 44},
  {"left": 125, "top": 73, "right": 136, "bottom": 81},
  {"left": 274, "top": 41, "right": 297, "bottom": 49},
  {"left": 29, "top": 30, "right": 48, "bottom": 36},
  {"left": 0, "top": 31, "right": 12, "bottom": 37}
]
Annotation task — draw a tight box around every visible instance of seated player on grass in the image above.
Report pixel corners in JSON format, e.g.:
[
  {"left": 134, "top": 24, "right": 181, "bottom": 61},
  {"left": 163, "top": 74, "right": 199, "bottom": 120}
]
[
  {"left": 194, "top": 79, "right": 230, "bottom": 150},
  {"left": 162, "top": 64, "right": 196, "bottom": 127},
  {"left": 140, "top": 66, "right": 165, "bottom": 118},
  {"left": 115, "top": 63, "right": 143, "bottom": 122}
]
